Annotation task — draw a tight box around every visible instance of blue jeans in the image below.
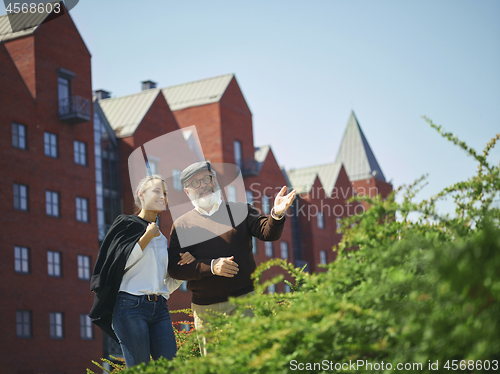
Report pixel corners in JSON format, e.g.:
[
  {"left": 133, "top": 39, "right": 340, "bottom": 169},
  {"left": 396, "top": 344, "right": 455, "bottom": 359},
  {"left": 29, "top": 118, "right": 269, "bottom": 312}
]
[{"left": 112, "top": 292, "right": 177, "bottom": 367}]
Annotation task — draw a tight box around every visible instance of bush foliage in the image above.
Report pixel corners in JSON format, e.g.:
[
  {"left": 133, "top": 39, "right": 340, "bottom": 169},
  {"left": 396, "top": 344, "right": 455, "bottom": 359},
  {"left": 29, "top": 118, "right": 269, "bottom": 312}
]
[{"left": 90, "top": 120, "right": 500, "bottom": 373}]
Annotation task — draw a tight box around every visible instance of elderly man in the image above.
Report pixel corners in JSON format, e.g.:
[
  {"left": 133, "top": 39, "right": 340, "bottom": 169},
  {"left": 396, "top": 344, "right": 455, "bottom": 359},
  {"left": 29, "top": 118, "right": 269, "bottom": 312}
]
[{"left": 167, "top": 161, "right": 295, "bottom": 355}]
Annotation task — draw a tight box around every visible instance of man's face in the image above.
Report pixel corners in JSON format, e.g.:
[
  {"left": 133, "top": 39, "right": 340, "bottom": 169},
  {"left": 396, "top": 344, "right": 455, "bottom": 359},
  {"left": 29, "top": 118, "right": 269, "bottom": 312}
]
[{"left": 184, "top": 170, "right": 215, "bottom": 201}]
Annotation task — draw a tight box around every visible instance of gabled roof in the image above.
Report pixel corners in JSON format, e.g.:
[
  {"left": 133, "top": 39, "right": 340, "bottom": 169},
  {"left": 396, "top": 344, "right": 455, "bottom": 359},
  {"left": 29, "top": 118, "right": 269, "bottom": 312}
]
[
  {"left": 335, "top": 111, "right": 386, "bottom": 182},
  {"left": 286, "top": 168, "right": 318, "bottom": 195},
  {"left": 162, "top": 74, "right": 234, "bottom": 111},
  {"left": 286, "top": 162, "right": 343, "bottom": 196},
  {"left": 0, "top": 1, "right": 60, "bottom": 42},
  {"left": 97, "top": 89, "right": 160, "bottom": 138},
  {"left": 254, "top": 145, "right": 270, "bottom": 173}
]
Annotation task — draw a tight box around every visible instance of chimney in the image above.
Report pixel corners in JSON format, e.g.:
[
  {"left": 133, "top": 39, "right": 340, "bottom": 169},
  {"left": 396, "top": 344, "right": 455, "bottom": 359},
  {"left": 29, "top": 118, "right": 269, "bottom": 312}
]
[
  {"left": 141, "top": 80, "right": 157, "bottom": 91},
  {"left": 93, "top": 89, "right": 110, "bottom": 100}
]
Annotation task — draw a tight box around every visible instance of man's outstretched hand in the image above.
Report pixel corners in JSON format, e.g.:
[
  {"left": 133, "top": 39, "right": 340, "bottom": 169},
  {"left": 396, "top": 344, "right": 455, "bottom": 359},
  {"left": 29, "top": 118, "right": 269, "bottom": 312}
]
[{"left": 273, "top": 186, "right": 296, "bottom": 216}]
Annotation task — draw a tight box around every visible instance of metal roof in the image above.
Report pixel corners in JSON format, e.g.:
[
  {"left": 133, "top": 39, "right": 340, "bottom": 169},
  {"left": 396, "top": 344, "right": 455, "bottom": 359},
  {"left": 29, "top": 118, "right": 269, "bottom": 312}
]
[
  {"left": 334, "top": 111, "right": 386, "bottom": 182},
  {"left": 97, "top": 89, "right": 160, "bottom": 138},
  {"left": 162, "top": 74, "right": 234, "bottom": 111},
  {"left": 0, "top": 1, "right": 60, "bottom": 42},
  {"left": 287, "top": 162, "right": 343, "bottom": 196},
  {"left": 286, "top": 168, "right": 319, "bottom": 195},
  {"left": 254, "top": 145, "right": 270, "bottom": 173}
]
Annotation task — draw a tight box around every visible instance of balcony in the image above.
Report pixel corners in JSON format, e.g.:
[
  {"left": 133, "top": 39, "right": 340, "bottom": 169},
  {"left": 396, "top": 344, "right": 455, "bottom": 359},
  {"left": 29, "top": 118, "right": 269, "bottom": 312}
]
[
  {"left": 240, "top": 158, "right": 260, "bottom": 177},
  {"left": 59, "top": 95, "right": 91, "bottom": 124}
]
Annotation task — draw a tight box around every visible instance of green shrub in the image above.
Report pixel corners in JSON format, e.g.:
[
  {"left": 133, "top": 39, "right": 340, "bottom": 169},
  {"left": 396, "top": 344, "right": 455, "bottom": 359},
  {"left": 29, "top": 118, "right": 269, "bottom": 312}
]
[{"left": 91, "top": 120, "right": 499, "bottom": 373}]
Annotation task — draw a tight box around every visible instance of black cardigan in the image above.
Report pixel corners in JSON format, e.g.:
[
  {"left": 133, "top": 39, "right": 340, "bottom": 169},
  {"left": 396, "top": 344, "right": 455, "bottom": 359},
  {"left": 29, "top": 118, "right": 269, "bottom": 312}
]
[{"left": 88, "top": 214, "right": 149, "bottom": 342}]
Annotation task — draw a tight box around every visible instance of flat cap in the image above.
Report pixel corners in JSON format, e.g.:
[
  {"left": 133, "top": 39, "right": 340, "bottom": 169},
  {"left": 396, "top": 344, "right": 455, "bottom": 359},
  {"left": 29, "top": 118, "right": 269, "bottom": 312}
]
[{"left": 180, "top": 161, "right": 212, "bottom": 186}]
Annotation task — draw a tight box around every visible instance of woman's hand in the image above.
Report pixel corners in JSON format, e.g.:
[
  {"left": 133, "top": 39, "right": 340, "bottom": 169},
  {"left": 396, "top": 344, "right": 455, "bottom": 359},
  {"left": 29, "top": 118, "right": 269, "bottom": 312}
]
[
  {"left": 178, "top": 252, "right": 195, "bottom": 265},
  {"left": 138, "top": 222, "right": 160, "bottom": 250},
  {"left": 145, "top": 222, "right": 160, "bottom": 238}
]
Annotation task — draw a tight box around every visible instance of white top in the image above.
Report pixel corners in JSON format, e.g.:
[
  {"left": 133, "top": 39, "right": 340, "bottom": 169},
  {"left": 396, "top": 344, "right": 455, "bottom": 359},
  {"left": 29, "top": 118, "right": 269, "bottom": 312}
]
[{"left": 119, "top": 230, "right": 183, "bottom": 299}]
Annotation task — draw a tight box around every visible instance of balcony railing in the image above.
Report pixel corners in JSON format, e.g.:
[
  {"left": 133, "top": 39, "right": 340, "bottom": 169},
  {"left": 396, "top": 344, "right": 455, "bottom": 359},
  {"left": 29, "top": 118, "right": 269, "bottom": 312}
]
[
  {"left": 240, "top": 158, "right": 259, "bottom": 177},
  {"left": 59, "top": 95, "right": 91, "bottom": 124}
]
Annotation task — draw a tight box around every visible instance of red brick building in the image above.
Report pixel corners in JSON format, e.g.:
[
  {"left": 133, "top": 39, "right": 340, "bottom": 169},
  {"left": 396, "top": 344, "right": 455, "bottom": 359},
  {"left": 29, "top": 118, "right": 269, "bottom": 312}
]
[
  {"left": 1, "top": 5, "right": 392, "bottom": 373},
  {"left": 0, "top": 5, "right": 100, "bottom": 374}
]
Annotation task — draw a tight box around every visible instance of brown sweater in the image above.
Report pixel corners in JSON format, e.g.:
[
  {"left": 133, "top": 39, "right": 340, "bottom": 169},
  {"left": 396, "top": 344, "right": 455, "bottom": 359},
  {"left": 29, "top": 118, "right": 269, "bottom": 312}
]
[{"left": 168, "top": 202, "right": 285, "bottom": 305}]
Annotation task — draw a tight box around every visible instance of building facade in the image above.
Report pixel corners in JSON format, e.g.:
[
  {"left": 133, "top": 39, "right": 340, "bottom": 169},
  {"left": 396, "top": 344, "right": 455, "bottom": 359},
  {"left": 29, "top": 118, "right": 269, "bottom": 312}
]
[{"left": 0, "top": 4, "right": 392, "bottom": 373}]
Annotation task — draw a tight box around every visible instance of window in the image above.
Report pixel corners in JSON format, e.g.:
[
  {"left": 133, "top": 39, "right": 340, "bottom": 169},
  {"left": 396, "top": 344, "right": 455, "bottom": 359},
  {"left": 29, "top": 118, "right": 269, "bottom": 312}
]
[
  {"left": 46, "top": 191, "right": 60, "bottom": 217},
  {"left": 252, "top": 237, "right": 257, "bottom": 255},
  {"left": 76, "top": 197, "right": 89, "bottom": 222},
  {"left": 12, "top": 123, "right": 27, "bottom": 149},
  {"left": 227, "top": 185, "right": 236, "bottom": 202},
  {"left": 74, "top": 140, "right": 87, "bottom": 166},
  {"left": 265, "top": 242, "right": 273, "bottom": 257},
  {"left": 180, "top": 323, "right": 191, "bottom": 332},
  {"left": 179, "top": 281, "right": 188, "bottom": 292},
  {"left": 284, "top": 284, "right": 292, "bottom": 293},
  {"left": 234, "top": 140, "right": 242, "bottom": 169},
  {"left": 44, "top": 132, "right": 58, "bottom": 158},
  {"left": 145, "top": 155, "right": 160, "bottom": 176},
  {"left": 173, "top": 169, "right": 182, "bottom": 191},
  {"left": 15, "top": 246, "right": 30, "bottom": 274},
  {"left": 58, "top": 76, "right": 70, "bottom": 108},
  {"left": 267, "top": 284, "right": 276, "bottom": 295},
  {"left": 48, "top": 251, "right": 61, "bottom": 277},
  {"left": 49, "top": 312, "right": 64, "bottom": 339},
  {"left": 80, "top": 315, "right": 93, "bottom": 339},
  {"left": 336, "top": 217, "right": 342, "bottom": 233},
  {"left": 78, "top": 255, "right": 91, "bottom": 280},
  {"left": 317, "top": 212, "right": 324, "bottom": 229},
  {"left": 280, "top": 242, "right": 288, "bottom": 260},
  {"left": 13, "top": 183, "right": 28, "bottom": 211},
  {"left": 320, "top": 250, "right": 327, "bottom": 264},
  {"left": 245, "top": 190, "right": 253, "bottom": 205},
  {"left": 262, "top": 195, "right": 270, "bottom": 215},
  {"left": 16, "top": 311, "right": 32, "bottom": 338}
]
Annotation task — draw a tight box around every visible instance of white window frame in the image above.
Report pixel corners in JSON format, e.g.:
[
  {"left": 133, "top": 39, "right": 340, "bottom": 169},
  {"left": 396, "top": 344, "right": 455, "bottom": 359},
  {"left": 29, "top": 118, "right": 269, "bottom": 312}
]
[
  {"left": 16, "top": 310, "right": 32, "bottom": 338},
  {"left": 262, "top": 195, "right": 270, "bottom": 215},
  {"left": 173, "top": 169, "right": 182, "bottom": 191},
  {"left": 74, "top": 140, "right": 87, "bottom": 166},
  {"left": 44, "top": 132, "right": 58, "bottom": 158},
  {"left": 76, "top": 197, "right": 89, "bottom": 222},
  {"left": 227, "top": 185, "right": 237, "bottom": 202},
  {"left": 15, "top": 246, "right": 30, "bottom": 274},
  {"left": 245, "top": 190, "right": 253, "bottom": 205},
  {"left": 78, "top": 255, "right": 91, "bottom": 280},
  {"left": 13, "top": 183, "right": 28, "bottom": 211},
  {"left": 48, "top": 251, "right": 62, "bottom": 277},
  {"left": 280, "top": 242, "right": 288, "bottom": 260},
  {"left": 46, "top": 191, "right": 60, "bottom": 217},
  {"left": 234, "top": 140, "right": 242, "bottom": 169},
  {"left": 80, "top": 314, "right": 93, "bottom": 339},
  {"left": 12, "top": 123, "right": 27, "bottom": 150},
  {"left": 317, "top": 212, "right": 324, "bottom": 229},
  {"left": 49, "top": 312, "right": 64, "bottom": 339},
  {"left": 320, "top": 250, "right": 327, "bottom": 264},
  {"left": 265, "top": 242, "right": 273, "bottom": 257},
  {"left": 252, "top": 237, "right": 257, "bottom": 255}
]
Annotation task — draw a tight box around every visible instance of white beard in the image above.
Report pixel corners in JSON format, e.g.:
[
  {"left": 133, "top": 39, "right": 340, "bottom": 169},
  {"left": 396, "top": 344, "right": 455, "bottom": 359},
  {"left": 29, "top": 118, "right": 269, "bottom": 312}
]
[{"left": 188, "top": 186, "right": 221, "bottom": 212}]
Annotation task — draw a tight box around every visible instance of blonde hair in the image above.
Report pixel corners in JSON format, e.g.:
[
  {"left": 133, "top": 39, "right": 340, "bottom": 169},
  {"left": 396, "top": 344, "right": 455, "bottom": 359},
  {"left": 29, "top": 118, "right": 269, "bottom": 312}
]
[{"left": 134, "top": 174, "right": 166, "bottom": 213}]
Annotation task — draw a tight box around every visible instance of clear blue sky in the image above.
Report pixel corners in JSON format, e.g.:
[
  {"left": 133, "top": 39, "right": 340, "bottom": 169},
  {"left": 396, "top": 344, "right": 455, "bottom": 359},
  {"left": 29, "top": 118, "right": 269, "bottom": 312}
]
[{"left": 4, "top": 1, "right": 499, "bottom": 212}]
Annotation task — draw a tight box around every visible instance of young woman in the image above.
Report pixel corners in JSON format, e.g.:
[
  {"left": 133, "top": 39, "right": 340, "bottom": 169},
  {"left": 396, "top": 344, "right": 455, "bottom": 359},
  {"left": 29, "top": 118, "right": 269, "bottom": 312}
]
[{"left": 89, "top": 175, "right": 193, "bottom": 367}]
